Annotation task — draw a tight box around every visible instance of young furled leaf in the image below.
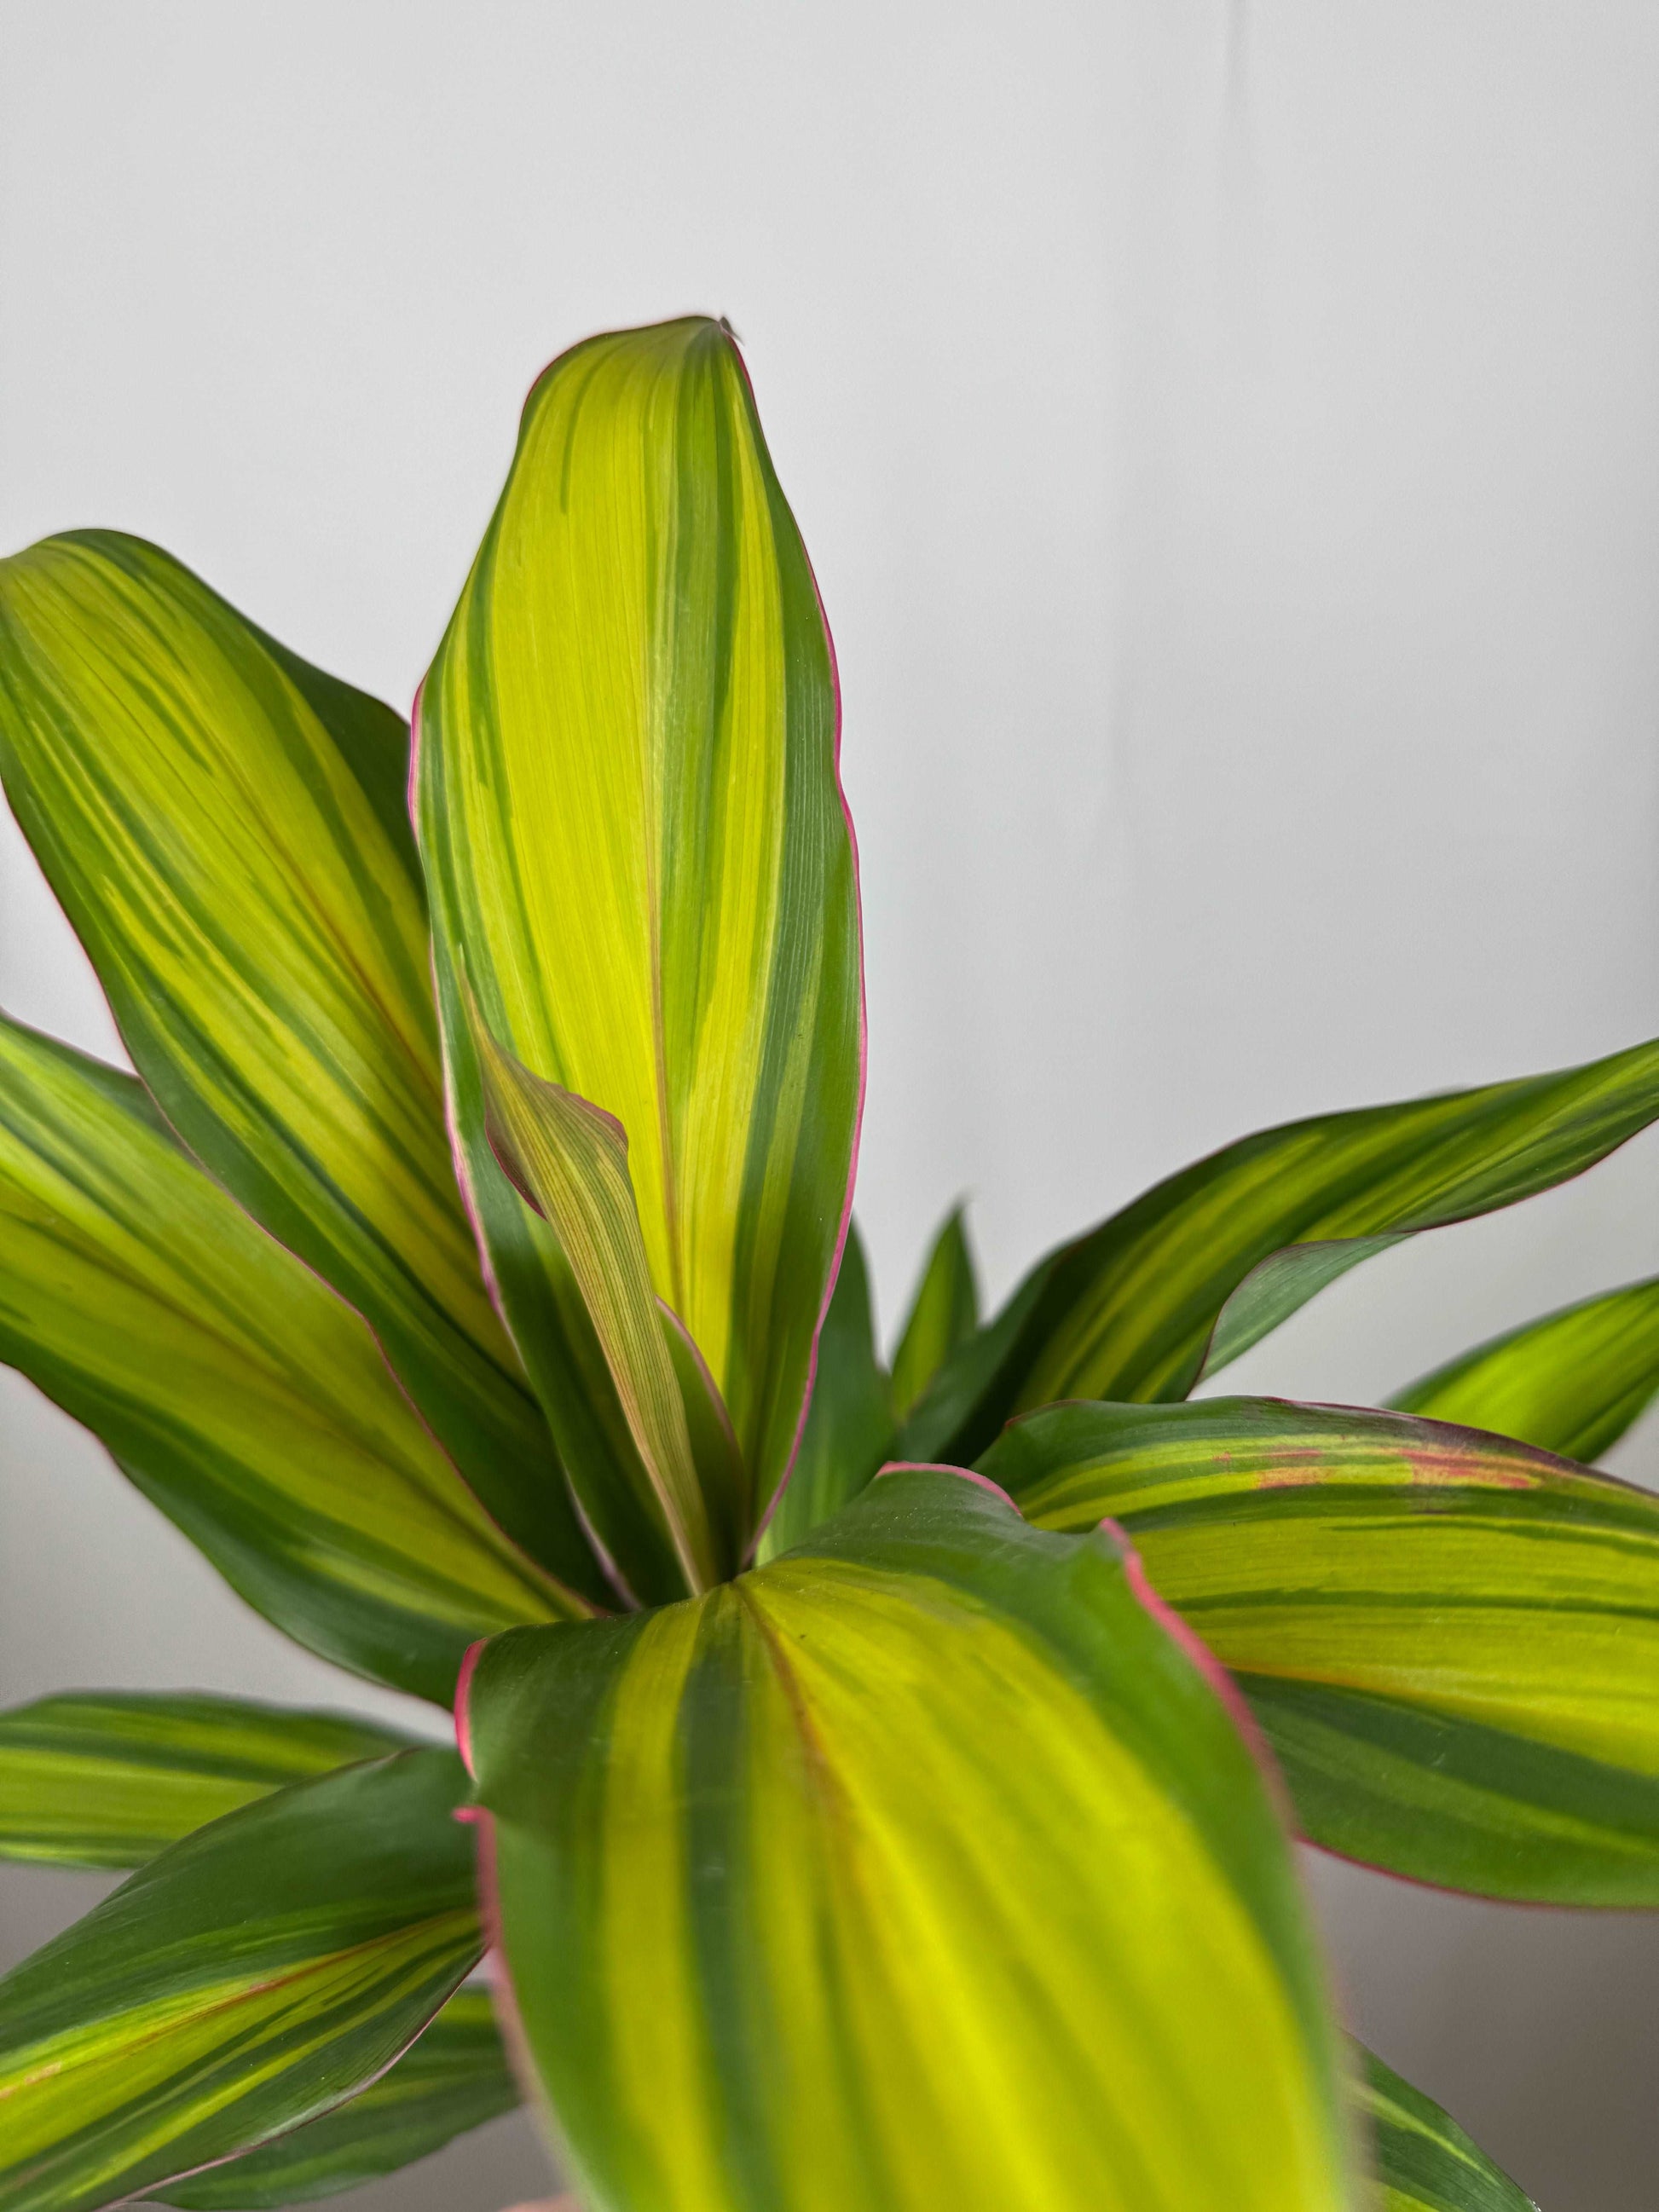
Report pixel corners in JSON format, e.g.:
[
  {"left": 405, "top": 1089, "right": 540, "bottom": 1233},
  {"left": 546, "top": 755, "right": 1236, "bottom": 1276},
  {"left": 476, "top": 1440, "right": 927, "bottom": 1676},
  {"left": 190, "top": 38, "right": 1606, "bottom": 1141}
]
[
  {"left": 416, "top": 316, "right": 863, "bottom": 1577},
  {"left": 0, "top": 533, "right": 579, "bottom": 1575},
  {"left": 902, "top": 1037, "right": 1659, "bottom": 1465},
  {"left": 889, "top": 1204, "right": 978, "bottom": 1420},
  {"left": 1391, "top": 1275, "right": 1659, "bottom": 1463},
  {"left": 0, "top": 1694, "right": 417, "bottom": 1870},
  {"left": 982, "top": 1398, "right": 1659, "bottom": 1903},
  {"left": 0, "top": 1012, "right": 587, "bottom": 1704},
  {"left": 463, "top": 1468, "right": 1359, "bottom": 2212},
  {"left": 759, "top": 1222, "right": 894, "bottom": 1557},
  {"left": 0, "top": 1750, "right": 481, "bottom": 2212}
]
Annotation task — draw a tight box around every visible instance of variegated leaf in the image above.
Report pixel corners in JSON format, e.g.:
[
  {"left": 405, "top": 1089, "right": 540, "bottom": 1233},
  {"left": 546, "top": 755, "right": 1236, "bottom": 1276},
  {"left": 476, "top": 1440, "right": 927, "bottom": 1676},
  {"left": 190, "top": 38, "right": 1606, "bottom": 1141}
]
[
  {"left": 0, "top": 1694, "right": 415, "bottom": 1869},
  {"left": 416, "top": 316, "right": 863, "bottom": 1598},
  {"left": 0, "top": 1011, "right": 586, "bottom": 1703},
  {"left": 153, "top": 1988, "right": 517, "bottom": 2209},
  {"left": 1392, "top": 1275, "right": 1659, "bottom": 1463},
  {"left": 463, "top": 1467, "right": 1359, "bottom": 2212},
  {"left": 472, "top": 1010, "right": 725, "bottom": 1591},
  {"left": 982, "top": 1398, "right": 1659, "bottom": 1903},
  {"left": 889, "top": 1204, "right": 978, "bottom": 1420},
  {"left": 905, "top": 1037, "right": 1659, "bottom": 1465},
  {"left": 0, "top": 532, "right": 592, "bottom": 1582},
  {"left": 0, "top": 1749, "right": 480, "bottom": 2212},
  {"left": 1361, "top": 2051, "right": 1535, "bottom": 2211}
]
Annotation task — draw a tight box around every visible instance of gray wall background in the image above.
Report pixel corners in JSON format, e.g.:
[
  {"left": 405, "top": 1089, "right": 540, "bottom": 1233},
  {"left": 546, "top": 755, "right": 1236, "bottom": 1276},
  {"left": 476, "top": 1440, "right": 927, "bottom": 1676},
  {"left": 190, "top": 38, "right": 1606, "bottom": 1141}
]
[{"left": 3, "top": 4, "right": 1658, "bottom": 2205}]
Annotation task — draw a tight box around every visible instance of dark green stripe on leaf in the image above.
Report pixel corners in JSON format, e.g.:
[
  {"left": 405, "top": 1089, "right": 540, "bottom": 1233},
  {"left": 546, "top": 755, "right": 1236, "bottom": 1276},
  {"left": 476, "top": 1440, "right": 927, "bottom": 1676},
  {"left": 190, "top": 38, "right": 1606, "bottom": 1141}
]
[
  {"left": 0, "top": 530, "right": 598, "bottom": 1593},
  {"left": 0, "top": 1694, "right": 417, "bottom": 1869},
  {"left": 981, "top": 1395, "right": 1659, "bottom": 1903},
  {"left": 906, "top": 1034, "right": 1659, "bottom": 1464},
  {"left": 0, "top": 1008, "right": 587, "bottom": 1704},
  {"left": 153, "top": 1989, "right": 517, "bottom": 2209},
  {"left": 1361, "top": 2050, "right": 1535, "bottom": 2210},
  {"left": 0, "top": 1750, "right": 482, "bottom": 2212},
  {"left": 1391, "top": 1274, "right": 1659, "bottom": 1463}
]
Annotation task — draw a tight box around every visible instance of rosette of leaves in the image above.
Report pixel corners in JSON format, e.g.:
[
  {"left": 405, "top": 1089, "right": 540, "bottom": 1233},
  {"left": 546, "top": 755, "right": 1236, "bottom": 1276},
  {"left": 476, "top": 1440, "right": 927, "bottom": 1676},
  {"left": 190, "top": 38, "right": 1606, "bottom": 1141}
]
[{"left": 9, "top": 312, "right": 1659, "bottom": 2209}]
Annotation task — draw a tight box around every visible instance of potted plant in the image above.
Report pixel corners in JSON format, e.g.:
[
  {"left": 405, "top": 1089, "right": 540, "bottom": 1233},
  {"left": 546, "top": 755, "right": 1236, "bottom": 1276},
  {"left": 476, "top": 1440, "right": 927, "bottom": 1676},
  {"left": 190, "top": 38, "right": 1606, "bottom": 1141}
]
[{"left": 2, "top": 314, "right": 1656, "bottom": 2210}]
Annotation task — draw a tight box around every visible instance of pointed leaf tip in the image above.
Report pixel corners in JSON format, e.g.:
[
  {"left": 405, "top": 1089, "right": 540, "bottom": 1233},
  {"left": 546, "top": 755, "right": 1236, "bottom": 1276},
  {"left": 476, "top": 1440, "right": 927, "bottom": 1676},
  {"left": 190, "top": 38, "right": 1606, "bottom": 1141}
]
[
  {"left": 907, "top": 1033, "right": 1659, "bottom": 1465},
  {"left": 416, "top": 315, "right": 863, "bottom": 1583}
]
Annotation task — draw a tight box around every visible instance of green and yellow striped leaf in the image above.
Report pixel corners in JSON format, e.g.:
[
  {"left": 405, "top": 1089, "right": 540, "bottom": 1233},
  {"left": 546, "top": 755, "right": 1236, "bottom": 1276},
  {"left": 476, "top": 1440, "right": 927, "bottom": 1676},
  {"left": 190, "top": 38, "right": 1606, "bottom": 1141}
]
[
  {"left": 0, "top": 1694, "right": 416, "bottom": 1870},
  {"left": 981, "top": 1398, "right": 1659, "bottom": 1903},
  {"left": 0, "top": 1011, "right": 585, "bottom": 1704},
  {"left": 903, "top": 1036, "right": 1659, "bottom": 1465},
  {"left": 0, "top": 1748, "right": 481, "bottom": 2212},
  {"left": 154, "top": 1987, "right": 517, "bottom": 2209},
  {"left": 758, "top": 1221, "right": 893, "bottom": 1557},
  {"left": 889, "top": 1204, "right": 978, "bottom": 1420},
  {"left": 1361, "top": 2051, "right": 1535, "bottom": 2211},
  {"left": 473, "top": 1009, "right": 725, "bottom": 1592},
  {"left": 0, "top": 531, "right": 593, "bottom": 1585},
  {"left": 464, "top": 1466, "right": 1358, "bottom": 2212},
  {"left": 416, "top": 316, "right": 863, "bottom": 1594},
  {"left": 1391, "top": 1276, "right": 1659, "bottom": 1463}
]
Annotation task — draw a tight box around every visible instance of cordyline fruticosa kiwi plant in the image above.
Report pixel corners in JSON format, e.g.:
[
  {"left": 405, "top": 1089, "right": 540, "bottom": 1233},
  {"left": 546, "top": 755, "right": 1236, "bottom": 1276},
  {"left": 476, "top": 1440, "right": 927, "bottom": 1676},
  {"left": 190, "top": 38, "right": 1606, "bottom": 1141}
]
[{"left": 2, "top": 318, "right": 1658, "bottom": 2212}]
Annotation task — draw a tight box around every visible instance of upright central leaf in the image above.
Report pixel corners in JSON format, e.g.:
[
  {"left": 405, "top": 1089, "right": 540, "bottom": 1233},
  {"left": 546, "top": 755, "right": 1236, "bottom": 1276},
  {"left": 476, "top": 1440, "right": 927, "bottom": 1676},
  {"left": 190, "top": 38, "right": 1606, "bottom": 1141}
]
[{"left": 418, "top": 316, "right": 863, "bottom": 1596}]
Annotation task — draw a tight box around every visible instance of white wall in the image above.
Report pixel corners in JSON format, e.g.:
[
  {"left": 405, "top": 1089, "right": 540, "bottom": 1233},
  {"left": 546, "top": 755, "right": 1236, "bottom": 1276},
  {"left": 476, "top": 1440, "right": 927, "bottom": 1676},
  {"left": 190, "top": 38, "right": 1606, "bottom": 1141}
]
[{"left": 4, "top": 5, "right": 1659, "bottom": 2205}]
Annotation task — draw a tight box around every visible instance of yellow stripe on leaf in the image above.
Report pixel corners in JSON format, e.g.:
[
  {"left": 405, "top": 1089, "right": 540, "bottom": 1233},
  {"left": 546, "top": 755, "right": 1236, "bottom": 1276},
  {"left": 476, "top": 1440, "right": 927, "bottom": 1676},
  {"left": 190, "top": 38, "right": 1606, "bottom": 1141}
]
[
  {"left": 472, "top": 1008, "right": 723, "bottom": 1591},
  {"left": 902, "top": 1036, "right": 1659, "bottom": 1468},
  {"left": 416, "top": 317, "right": 862, "bottom": 1595},
  {"left": 1390, "top": 1274, "right": 1659, "bottom": 1464},
  {"left": 465, "top": 1467, "right": 1358, "bottom": 2212},
  {"left": 0, "top": 532, "right": 587, "bottom": 1583},
  {"left": 0, "top": 1011, "right": 587, "bottom": 1703},
  {"left": 1360, "top": 2050, "right": 1535, "bottom": 2211},
  {"left": 0, "top": 1751, "right": 482, "bottom": 2212},
  {"left": 0, "top": 1694, "right": 418, "bottom": 1870},
  {"left": 982, "top": 1398, "right": 1659, "bottom": 1903},
  {"left": 155, "top": 1988, "right": 518, "bottom": 2210}
]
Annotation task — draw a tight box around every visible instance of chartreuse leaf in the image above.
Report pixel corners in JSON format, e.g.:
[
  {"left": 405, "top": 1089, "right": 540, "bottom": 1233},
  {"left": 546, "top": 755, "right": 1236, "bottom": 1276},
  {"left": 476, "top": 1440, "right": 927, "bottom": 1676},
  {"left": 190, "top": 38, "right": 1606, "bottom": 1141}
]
[
  {"left": 0, "top": 1011, "right": 585, "bottom": 1705},
  {"left": 416, "top": 316, "right": 863, "bottom": 1596},
  {"left": 1361, "top": 2051, "right": 1535, "bottom": 2212},
  {"left": 981, "top": 1398, "right": 1659, "bottom": 1903},
  {"left": 903, "top": 1037, "right": 1659, "bottom": 1465},
  {"left": 759, "top": 1222, "right": 893, "bottom": 1557},
  {"left": 0, "top": 531, "right": 593, "bottom": 1585},
  {"left": 154, "top": 1988, "right": 517, "bottom": 2209},
  {"left": 464, "top": 1467, "right": 1358, "bottom": 2212},
  {"left": 1391, "top": 1276, "right": 1659, "bottom": 1463},
  {"left": 0, "top": 1694, "right": 415, "bottom": 1869},
  {"left": 889, "top": 1204, "right": 978, "bottom": 1419},
  {"left": 0, "top": 1748, "right": 481, "bottom": 2212},
  {"left": 471, "top": 1009, "right": 724, "bottom": 1591}
]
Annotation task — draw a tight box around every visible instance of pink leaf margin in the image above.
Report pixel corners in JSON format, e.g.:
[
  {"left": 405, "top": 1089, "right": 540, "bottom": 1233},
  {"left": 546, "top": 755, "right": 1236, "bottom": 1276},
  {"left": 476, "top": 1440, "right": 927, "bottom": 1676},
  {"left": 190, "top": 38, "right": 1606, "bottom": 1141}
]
[
  {"left": 408, "top": 321, "right": 869, "bottom": 1582},
  {"left": 738, "top": 319, "right": 867, "bottom": 1561}
]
